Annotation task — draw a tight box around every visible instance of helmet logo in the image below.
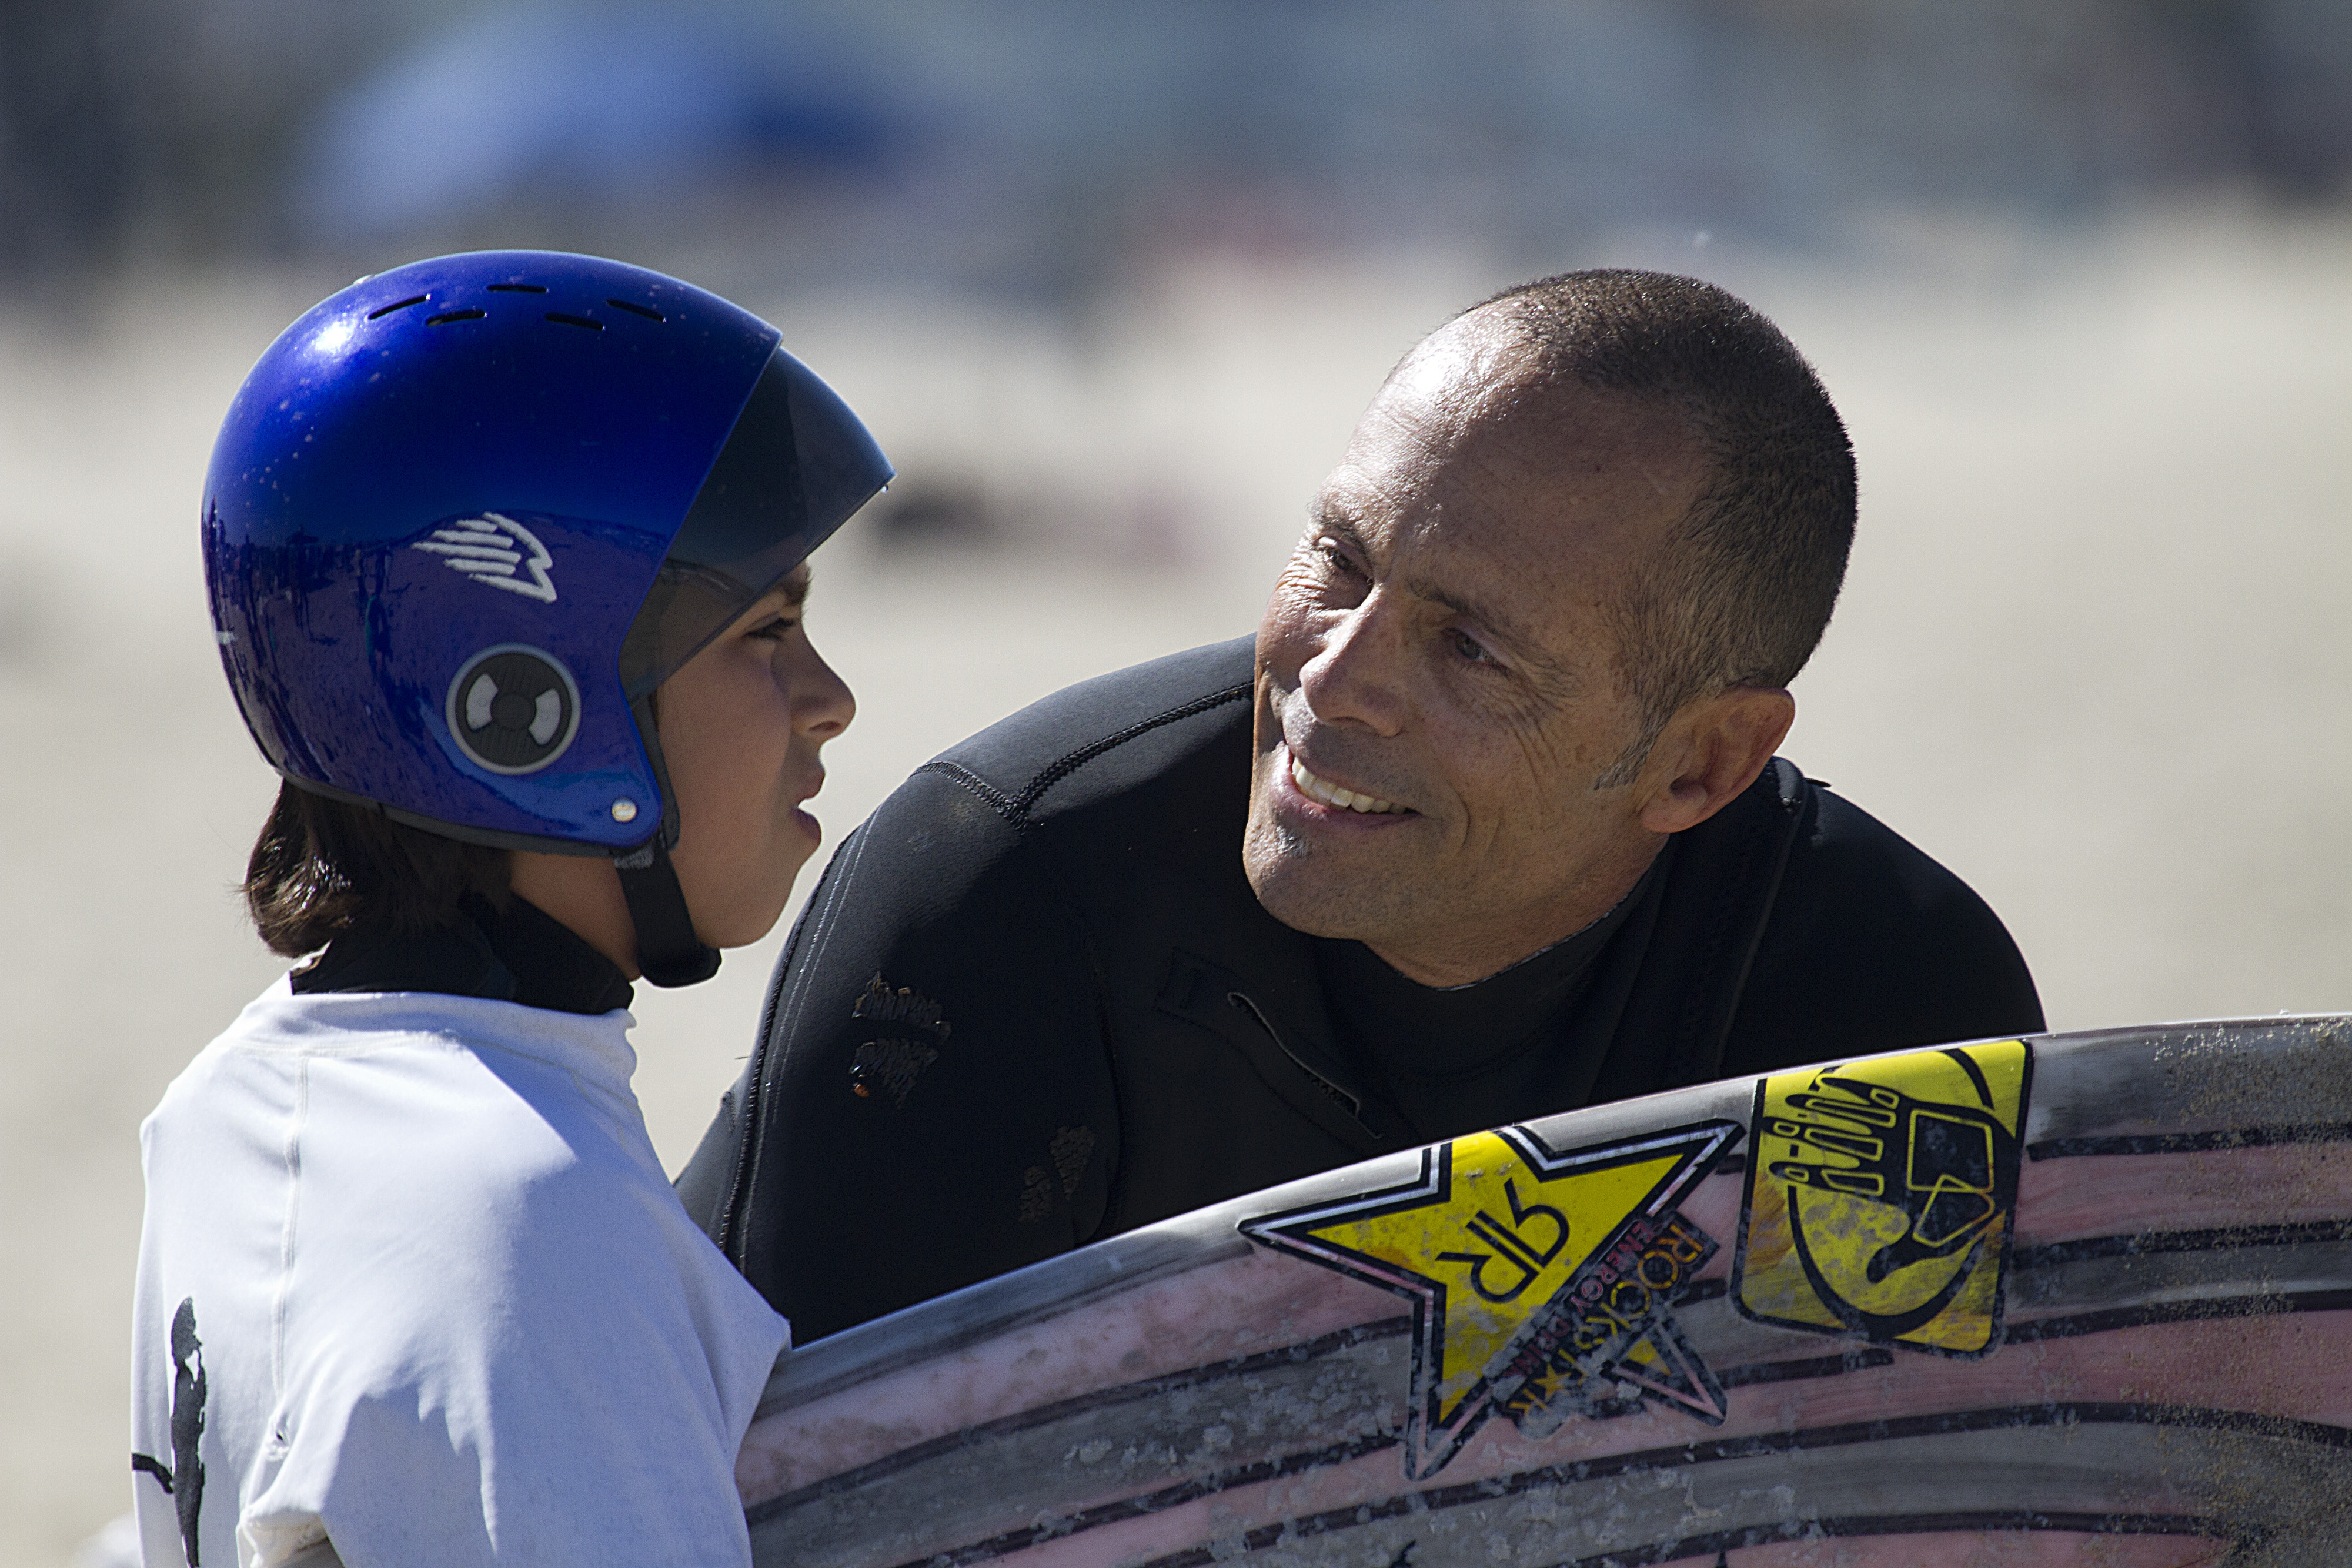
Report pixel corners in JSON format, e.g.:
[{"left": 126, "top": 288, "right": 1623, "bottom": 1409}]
[
  {"left": 446, "top": 646, "right": 580, "bottom": 775},
  {"left": 412, "top": 513, "right": 559, "bottom": 603}
]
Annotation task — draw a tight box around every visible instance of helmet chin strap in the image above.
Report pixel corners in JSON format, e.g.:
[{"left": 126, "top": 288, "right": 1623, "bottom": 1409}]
[
  {"left": 613, "top": 698, "right": 721, "bottom": 988},
  {"left": 613, "top": 837, "right": 720, "bottom": 987}
]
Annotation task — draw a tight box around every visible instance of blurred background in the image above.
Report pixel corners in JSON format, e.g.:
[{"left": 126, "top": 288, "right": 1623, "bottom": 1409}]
[{"left": 4, "top": 1, "right": 2350, "bottom": 1562}]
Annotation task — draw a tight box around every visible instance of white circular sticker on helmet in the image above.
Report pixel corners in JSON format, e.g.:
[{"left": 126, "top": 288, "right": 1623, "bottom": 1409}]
[{"left": 445, "top": 644, "right": 581, "bottom": 775}]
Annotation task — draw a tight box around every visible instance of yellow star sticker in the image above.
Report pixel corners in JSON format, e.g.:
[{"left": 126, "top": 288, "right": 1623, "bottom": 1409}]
[{"left": 1241, "top": 1119, "right": 1740, "bottom": 1477}]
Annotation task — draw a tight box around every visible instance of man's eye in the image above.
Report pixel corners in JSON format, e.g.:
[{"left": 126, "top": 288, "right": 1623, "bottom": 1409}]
[
  {"left": 1448, "top": 628, "right": 1496, "bottom": 666},
  {"left": 1315, "top": 537, "right": 1365, "bottom": 577},
  {"left": 747, "top": 616, "right": 798, "bottom": 641}
]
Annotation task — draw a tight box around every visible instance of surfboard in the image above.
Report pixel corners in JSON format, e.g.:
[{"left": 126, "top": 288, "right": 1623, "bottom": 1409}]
[{"left": 734, "top": 1018, "right": 2352, "bottom": 1567}]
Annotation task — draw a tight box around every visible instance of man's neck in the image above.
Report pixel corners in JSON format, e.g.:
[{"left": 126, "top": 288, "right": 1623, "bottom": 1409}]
[{"left": 1365, "top": 840, "right": 1664, "bottom": 988}]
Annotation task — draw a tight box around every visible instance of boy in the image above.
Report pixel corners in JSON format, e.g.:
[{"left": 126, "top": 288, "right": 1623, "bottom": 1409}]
[{"left": 131, "top": 250, "right": 888, "bottom": 1567}]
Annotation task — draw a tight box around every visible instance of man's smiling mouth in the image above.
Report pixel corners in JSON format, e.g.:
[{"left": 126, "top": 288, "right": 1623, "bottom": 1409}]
[{"left": 1289, "top": 753, "right": 1405, "bottom": 815}]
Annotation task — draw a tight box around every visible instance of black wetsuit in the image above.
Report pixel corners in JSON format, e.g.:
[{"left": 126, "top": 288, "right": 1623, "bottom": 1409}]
[{"left": 676, "top": 638, "right": 2043, "bottom": 1341}]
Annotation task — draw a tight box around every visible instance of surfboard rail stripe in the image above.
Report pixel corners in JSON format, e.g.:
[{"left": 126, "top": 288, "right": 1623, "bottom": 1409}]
[
  {"left": 2028, "top": 1122, "right": 2352, "bottom": 1159},
  {"left": 1181, "top": 1403, "right": 2344, "bottom": 1566},
  {"left": 751, "top": 1229, "right": 1238, "bottom": 1419},
  {"left": 1140, "top": 1513, "right": 2229, "bottom": 1568},
  {"left": 1715, "top": 1342, "right": 1895, "bottom": 1386},
  {"left": 741, "top": 1314, "right": 1415, "bottom": 1526},
  {"left": 2006, "top": 1288, "right": 2352, "bottom": 1342},
  {"left": 867, "top": 1429, "right": 1410, "bottom": 1568},
  {"left": 848, "top": 1401, "right": 2347, "bottom": 1568},
  {"left": 2013, "top": 1217, "right": 2352, "bottom": 1266}
]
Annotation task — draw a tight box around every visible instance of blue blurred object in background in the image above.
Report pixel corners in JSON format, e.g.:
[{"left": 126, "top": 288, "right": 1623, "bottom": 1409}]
[
  {"left": 298, "top": 8, "right": 894, "bottom": 241},
  {"left": 4, "top": 0, "right": 2348, "bottom": 292}
]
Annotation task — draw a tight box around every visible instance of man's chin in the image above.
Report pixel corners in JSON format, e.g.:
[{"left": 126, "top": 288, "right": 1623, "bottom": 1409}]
[{"left": 1241, "top": 811, "right": 1408, "bottom": 942}]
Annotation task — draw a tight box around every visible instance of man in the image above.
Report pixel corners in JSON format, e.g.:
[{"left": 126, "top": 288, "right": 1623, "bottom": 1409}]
[{"left": 677, "top": 270, "right": 2043, "bottom": 1342}]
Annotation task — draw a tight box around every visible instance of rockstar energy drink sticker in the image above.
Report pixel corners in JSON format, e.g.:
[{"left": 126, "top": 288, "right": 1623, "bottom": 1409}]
[
  {"left": 1732, "top": 1040, "right": 2032, "bottom": 1358},
  {"left": 1240, "top": 1119, "right": 1740, "bottom": 1478},
  {"left": 1493, "top": 1210, "right": 1726, "bottom": 1440}
]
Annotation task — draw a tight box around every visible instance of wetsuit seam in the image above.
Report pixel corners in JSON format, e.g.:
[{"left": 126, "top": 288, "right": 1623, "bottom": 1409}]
[
  {"left": 1013, "top": 683, "right": 1254, "bottom": 815},
  {"left": 916, "top": 683, "right": 1254, "bottom": 831},
  {"left": 1708, "top": 768, "right": 1811, "bottom": 1068},
  {"left": 916, "top": 760, "right": 1027, "bottom": 827},
  {"left": 719, "top": 824, "right": 872, "bottom": 1262},
  {"left": 1670, "top": 789, "right": 1763, "bottom": 1079},
  {"left": 1226, "top": 989, "right": 1378, "bottom": 1134},
  {"left": 1025, "top": 818, "right": 1127, "bottom": 1242},
  {"left": 1673, "top": 767, "right": 1806, "bottom": 1082}
]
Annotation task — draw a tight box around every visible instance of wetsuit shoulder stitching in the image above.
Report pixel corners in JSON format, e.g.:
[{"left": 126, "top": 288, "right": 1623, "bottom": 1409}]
[
  {"left": 1013, "top": 681, "right": 1252, "bottom": 816},
  {"left": 915, "top": 759, "right": 1026, "bottom": 826}
]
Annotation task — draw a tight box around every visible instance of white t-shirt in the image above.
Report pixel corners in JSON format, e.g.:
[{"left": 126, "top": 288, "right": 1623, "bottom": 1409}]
[{"left": 130, "top": 980, "right": 789, "bottom": 1568}]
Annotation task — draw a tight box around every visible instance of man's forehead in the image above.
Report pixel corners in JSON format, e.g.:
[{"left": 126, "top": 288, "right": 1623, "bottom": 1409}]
[
  {"left": 1332, "top": 319, "right": 1703, "bottom": 533},
  {"left": 1321, "top": 325, "right": 1526, "bottom": 517},
  {"left": 1313, "top": 310, "right": 1710, "bottom": 666},
  {"left": 1378, "top": 307, "right": 1540, "bottom": 430}
]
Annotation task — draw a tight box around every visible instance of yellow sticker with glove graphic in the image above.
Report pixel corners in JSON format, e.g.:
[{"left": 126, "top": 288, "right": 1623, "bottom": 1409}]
[{"left": 1731, "top": 1039, "right": 2032, "bottom": 1358}]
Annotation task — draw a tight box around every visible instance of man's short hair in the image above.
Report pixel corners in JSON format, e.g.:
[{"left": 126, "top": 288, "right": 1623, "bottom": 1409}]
[{"left": 1473, "top": 270, "right": 1856, "bottom": 783}]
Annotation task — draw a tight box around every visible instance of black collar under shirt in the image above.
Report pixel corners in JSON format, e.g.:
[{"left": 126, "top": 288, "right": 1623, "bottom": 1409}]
[{"left": 291, "top": 895, "right": 634, "bottom": 1015}]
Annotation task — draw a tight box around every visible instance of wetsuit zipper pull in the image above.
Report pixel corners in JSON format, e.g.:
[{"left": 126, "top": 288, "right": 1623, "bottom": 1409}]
[{"left": 1225, "top": 991, "right": 1382, "bottom": 1141}]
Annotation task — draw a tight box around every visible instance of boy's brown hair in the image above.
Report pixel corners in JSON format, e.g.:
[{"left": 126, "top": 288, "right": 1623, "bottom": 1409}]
[{"left": 243, "top": 782, "right": 510, "bottom": 958}]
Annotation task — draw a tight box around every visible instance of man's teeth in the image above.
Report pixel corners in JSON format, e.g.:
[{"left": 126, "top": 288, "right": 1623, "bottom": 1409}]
[{"left": 1290, "top": 754, "right": 1402, "bottom": 815}]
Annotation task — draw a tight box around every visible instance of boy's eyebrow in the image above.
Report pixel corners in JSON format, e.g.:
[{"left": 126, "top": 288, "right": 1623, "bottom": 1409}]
[{"left": 779, "top": 567, "right": 813, "bottom": 609}]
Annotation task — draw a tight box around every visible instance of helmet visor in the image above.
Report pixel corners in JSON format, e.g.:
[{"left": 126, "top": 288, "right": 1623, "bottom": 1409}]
[{"left": 617, "top": 345, "right": 891, "bottom": 698}]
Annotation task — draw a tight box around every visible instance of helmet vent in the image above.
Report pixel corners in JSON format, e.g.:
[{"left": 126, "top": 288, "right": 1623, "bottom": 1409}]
[
  {"left": 545, "top": 312, "right": 604, "bottom": 331},
  {"left": 606, "top": 298, "right": 664, "bottom": 322},
  {"left": 367, "top": 295, "right": 427, "bottom": 320},
  {"left": 485, "top": 283, "right": 548, "bottom": 293},
  {"left": 426, "top": 308, "right": 487, "bottom": 325}
]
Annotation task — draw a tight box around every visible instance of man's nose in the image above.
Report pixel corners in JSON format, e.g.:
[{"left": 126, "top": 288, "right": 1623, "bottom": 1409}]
[{"left": 1298, "top": 593, "right": 1408, "bottom": 739}]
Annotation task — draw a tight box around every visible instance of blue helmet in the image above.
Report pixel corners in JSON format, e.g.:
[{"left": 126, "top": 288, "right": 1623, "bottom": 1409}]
[{"left": 203, "top": 250, "right": 891, "bottom": 983}]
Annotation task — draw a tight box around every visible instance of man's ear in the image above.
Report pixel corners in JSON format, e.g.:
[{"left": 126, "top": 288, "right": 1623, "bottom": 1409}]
[{"left": 1633, "top": 686, "right": 1796, "bottom": 836}]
